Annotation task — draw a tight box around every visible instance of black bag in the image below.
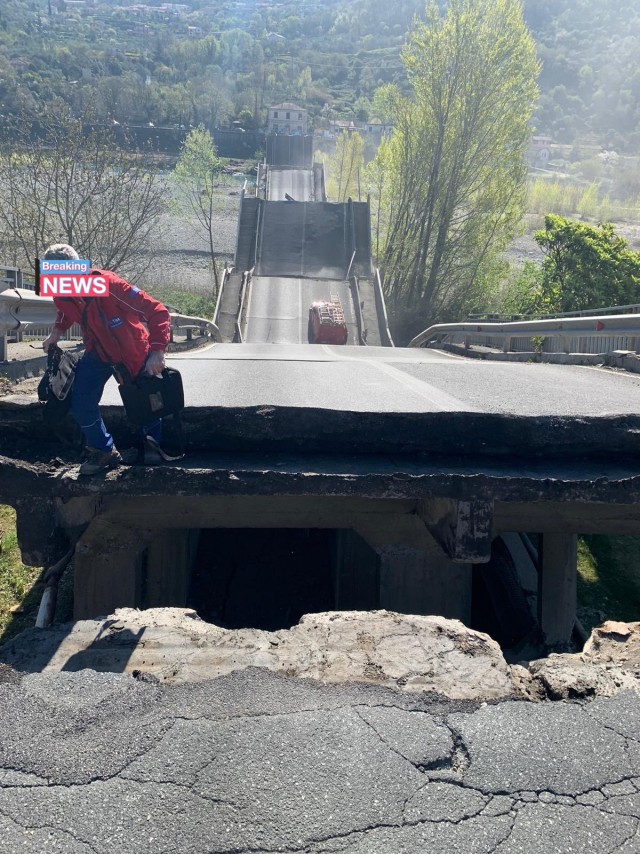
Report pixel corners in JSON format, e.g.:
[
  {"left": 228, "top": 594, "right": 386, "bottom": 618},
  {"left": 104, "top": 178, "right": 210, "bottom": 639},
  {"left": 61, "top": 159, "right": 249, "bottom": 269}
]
[
  {"left": 117, "top": 367, "right": 185, "bottom": 426},
  {"left": 37, "top": 346, "right": 79, "bottom": 425}
]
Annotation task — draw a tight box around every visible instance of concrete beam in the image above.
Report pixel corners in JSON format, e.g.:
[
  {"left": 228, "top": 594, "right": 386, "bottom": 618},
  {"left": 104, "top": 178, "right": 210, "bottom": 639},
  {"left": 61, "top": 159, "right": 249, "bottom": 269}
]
[
  {"left": 355, "top": 515, "right": 472, "bottom": 623},
  {"left": 418, "top": 499, "right": 493, "bottom": 563},
  {"left": 99, "top": 495, "right": 417, "bottom": 530},
  {"left": 494, "top": 501, "right": 640, "bottom": 535},
  {"left": 538, "top": 532, "right": 577, "bottom": 650},
  {"left": 74, "top": 520, "right": 152, "bottom": 620}
]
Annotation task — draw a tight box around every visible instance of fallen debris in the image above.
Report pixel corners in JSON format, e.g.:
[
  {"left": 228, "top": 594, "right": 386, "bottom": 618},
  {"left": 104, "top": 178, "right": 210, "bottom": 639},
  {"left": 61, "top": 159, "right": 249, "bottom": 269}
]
[
  {"left": 3, "top": 610, "right": 640, "bottom": 702},
  {"left": 0, "top": 609, "right": 515, "bottom": 701}
]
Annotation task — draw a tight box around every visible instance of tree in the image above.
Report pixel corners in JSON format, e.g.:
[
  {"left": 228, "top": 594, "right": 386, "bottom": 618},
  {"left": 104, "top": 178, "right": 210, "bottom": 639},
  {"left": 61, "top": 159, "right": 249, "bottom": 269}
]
[
  {"left": 364, "top": 135, "right": 392, "bottom": 261},
  {"left": 377, "top": 0, "right": 539, "bottom": 340},
  {"left": 325, "top": 131, "right": 365, "bottom": 202},
  {"left": 0, "top": 108, "right": 167, "bottom": 279},
  {"left": 173, "top": 125, "right": 225, "bottom": 292},
  {"left": 532, "top": 215, "right": 640, "bottom": 312}
]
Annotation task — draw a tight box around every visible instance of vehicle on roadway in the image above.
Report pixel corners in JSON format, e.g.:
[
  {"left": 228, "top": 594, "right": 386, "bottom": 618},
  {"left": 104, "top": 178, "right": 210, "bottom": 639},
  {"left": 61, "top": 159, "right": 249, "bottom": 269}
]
[{"left": 308, "top": 297, "right": 348, "bottom": 345}]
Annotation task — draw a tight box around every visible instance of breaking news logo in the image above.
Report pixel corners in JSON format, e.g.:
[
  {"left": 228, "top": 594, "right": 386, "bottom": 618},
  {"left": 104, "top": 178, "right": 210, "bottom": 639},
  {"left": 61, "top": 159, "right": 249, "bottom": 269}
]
[{"left": 39, "top": 259, "right": 109, "bottom": 297}]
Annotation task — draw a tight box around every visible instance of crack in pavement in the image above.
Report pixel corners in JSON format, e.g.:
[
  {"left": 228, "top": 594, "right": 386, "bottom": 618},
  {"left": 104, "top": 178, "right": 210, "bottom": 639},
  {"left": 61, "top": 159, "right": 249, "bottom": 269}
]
[{"left": 0, "top": 803, "right": 100, "bottom": 853}]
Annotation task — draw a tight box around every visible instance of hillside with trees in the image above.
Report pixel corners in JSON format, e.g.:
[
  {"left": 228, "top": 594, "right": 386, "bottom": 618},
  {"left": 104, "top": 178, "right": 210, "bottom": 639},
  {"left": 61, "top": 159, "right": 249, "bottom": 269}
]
[{"left": 0, "top": 0, "right": 638, "bottom": 151}]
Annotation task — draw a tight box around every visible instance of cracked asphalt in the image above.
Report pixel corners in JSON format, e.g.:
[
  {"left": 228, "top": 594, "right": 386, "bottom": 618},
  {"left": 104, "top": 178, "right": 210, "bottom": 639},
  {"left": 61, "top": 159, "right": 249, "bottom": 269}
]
[{"left": 1, "top": 667, "right": 640, "bottom": 853}]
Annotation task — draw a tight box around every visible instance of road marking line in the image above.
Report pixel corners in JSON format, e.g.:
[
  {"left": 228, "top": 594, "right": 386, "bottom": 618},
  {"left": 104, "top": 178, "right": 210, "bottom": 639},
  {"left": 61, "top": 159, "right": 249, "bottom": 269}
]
[{"left": 330, "top": 353, "right": 480, "bottom": 411}]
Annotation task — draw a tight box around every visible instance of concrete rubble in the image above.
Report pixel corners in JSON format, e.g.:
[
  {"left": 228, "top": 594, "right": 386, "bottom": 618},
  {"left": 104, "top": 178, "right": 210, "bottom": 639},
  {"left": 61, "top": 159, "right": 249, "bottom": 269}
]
[
  {"left": 2, "top": 609, "right": 640, "bottom": 703},
  {"left": 525, "top": 620, "right": 640, "bottom": 700}
]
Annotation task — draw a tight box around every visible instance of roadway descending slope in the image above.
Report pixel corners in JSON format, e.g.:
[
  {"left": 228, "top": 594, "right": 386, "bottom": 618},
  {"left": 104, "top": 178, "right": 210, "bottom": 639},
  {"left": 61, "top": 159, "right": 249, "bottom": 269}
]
[
  {"left": 244, "top": 276, "right": 358, "bottom": 344},
  {"left": 267, "top": 167, "right": 313, "bottom": 201},
  {"left": 257, "top": 201, "right": 347, "bottom": 279}
]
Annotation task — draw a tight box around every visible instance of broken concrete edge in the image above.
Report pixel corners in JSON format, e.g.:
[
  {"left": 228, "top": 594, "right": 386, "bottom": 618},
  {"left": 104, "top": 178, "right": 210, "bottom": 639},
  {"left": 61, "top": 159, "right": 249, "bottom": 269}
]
[
  {"left": 1, "top": 608, "right": 638, "bottom": 705},
  {"left": 2, "top": 398, "right": 640, "bottom": 461},
  {"left": 3, "top": 451, "right": 640, "bottom": 506},
  {"left": 3, "top": 451, "right": 640, "bottom": 567}
]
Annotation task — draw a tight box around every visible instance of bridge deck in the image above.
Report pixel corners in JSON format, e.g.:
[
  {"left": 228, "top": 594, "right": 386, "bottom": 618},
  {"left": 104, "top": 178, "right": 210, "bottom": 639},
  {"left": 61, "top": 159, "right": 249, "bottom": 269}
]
[
  {"left": 243, "top": 277, "right": 359, "bottom": 345},
  {"left": 100, "top": 343, "right": 639, "bottom": 416}
]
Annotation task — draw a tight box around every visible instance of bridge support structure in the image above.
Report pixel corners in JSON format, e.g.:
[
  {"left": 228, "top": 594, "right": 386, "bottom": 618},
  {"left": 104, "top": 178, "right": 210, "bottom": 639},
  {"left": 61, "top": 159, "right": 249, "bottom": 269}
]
[
  {"left": 538, "top": 533, "right": 578, "bottom": 650},
  {"left": 69, "top": 496, "right": 473, "bottom": 625}
]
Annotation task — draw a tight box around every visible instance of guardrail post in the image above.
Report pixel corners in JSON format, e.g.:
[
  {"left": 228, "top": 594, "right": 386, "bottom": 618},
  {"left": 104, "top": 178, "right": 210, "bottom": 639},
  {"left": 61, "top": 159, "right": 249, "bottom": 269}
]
[
  {"left": 0, "top": 332, "right": 7, "bottom": 361},
  {"left": 186, "top": 328, "right": 192, "bottom": 341},
  {"left": 502, "top": 337, "right": 511, "bottom": 354},
  {"left": 464, "top": 335, "right": 470, "bottom": 349}
]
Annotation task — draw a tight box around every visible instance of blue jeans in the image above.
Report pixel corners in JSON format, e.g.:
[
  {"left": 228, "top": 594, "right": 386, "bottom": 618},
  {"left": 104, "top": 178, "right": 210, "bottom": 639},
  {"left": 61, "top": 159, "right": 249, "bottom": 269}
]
[{"left": 71, "top": 349, "right": 162, "bottom": 452}]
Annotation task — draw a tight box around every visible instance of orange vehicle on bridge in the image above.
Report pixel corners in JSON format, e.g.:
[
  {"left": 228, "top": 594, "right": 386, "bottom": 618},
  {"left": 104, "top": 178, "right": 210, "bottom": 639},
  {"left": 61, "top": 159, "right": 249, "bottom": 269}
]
[{"left": 308, "top": 296, "right": 349, "bottom": 345}]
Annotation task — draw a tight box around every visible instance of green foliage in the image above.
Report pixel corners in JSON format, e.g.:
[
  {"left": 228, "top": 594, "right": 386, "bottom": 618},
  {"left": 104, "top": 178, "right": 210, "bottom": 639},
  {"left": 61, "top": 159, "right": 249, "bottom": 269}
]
[
  {"left": 148, "top": 287, "right": 216, "bottom": 320},
  {"left": 578, "top": 535, "right": 640, "bottom": 634},
  {"left": 0, "top": 0, "right": 638, "bottom": 150},
  {"left": 0, "top": 505, "right": 43, "bottom": 642},
  {"left": 173, "top": 126, "right": 225, "bottom": 290},
  {"left": 324, "top": 131, "right": 365, "bottom": 202},
  {"left": 498, "top": 261, "right": 548, "bottom": 315},
  {"left": 174, "top": 125, "right": 222, "bottom": 182},
  {"left": 534, "top": 214, "right": 640, "bottom": 311},
  {"left": 524, "top": 0, "right": 640, "bottom": 149},
  {"left": 378, "top": 0, "right": 540, "bottom": 339},
  {"left": 527, "top": 178, "right": 640, "bottom": 222}
]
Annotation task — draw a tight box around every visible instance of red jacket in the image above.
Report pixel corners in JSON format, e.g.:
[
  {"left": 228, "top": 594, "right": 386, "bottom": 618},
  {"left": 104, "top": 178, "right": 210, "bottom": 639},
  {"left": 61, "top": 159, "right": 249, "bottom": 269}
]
[{"left": 53, "top": 269, "right": 171, "bottom": 377}]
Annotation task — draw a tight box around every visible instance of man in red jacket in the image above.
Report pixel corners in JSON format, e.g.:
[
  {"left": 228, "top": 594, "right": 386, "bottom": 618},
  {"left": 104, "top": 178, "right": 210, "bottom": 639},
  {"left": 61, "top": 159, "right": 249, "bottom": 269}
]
[{"left": 42, "top": 243, "right": 171, "bottom": 475}]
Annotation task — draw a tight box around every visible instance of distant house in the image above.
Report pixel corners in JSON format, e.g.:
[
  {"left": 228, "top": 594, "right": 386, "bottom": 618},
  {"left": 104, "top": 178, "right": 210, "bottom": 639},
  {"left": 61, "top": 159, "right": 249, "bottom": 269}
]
[
  {"left": 267, "top": 103, "right": 307, "bottom": 135},
  {"left": 328, "top": 118, "right": 393, "bottom": 141},
  {"left": 529, "top": 135, "right": 553, "bottom": 166}
]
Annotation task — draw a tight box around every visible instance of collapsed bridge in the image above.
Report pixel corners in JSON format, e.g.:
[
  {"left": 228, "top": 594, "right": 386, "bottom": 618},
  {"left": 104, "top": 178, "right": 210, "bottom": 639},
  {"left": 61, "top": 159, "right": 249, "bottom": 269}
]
[{"left": 2, "top": 155, "right": 640, "bottom": 656}]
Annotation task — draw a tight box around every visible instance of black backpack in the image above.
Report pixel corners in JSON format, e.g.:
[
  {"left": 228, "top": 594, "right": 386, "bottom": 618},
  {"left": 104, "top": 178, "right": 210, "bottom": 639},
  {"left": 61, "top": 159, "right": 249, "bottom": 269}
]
[{"left": 37, "top": 346, "right": 79, "bottom": 425}]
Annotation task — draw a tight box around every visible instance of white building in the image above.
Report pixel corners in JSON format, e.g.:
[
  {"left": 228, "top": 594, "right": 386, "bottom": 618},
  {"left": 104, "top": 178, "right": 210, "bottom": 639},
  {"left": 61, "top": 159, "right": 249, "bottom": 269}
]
[{"left": 267, "top": 103, "right": 307, "bottom": 135}]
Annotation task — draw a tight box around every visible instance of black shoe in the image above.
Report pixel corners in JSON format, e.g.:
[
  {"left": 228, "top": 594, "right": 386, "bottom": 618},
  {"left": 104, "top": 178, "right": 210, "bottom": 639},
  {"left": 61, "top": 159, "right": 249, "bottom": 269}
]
[{"left": 78, "top": 447, "right": 122, "bottom": 476}]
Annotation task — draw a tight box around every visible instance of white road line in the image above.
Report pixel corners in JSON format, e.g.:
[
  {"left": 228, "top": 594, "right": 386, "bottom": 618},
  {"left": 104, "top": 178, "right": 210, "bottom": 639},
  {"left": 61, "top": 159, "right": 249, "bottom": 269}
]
[{"left": 328, "top": 350, "right": 480, "bottom": 411}]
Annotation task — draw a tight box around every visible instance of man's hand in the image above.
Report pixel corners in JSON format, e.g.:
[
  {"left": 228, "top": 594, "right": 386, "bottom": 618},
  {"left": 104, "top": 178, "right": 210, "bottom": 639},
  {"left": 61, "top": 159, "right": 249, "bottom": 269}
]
[
  {"left": 42, "top": 329, "right": 62, "bottom": 352},
  {"left": 144, "top": 350, "right": 166, "bottom": 376}
]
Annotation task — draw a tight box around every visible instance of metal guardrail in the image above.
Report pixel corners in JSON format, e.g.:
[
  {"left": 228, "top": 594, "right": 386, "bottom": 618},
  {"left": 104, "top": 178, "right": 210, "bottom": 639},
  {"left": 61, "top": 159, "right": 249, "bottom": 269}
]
[
  {"left": 254, "top": 200, "right": 263, "bottom": 271},
  {"left": 235, "top": 268, "right": 253, "bottom": 344},
  {"left": 213, "top": 265, "right": 230, "bottom": 327},
  {"left": 468, "top": 303, "right": 640, "bottom": 322},
  {"left": 349, "top": 276, "right": 367, "bottom": 346},
  {"left": 0, "top": 288, "right": 219, "bottom": 360},
  {"left": 345, "top": 250, "right": 356, "bottom": 282},
  {"left": 346, "top": 198, "right": 356, "bottom": 279},
  {"left": 409, "top": 313, "right": 640, "bottom": 353},
  {"left": 373, "top": 268, "right": 394, "bottom": 347},
  {"left": 170, "top": 313, "right": 219, "bottom": 340},
  {"left": 234, "top": 188, "right": 246, "bottom": 266}
]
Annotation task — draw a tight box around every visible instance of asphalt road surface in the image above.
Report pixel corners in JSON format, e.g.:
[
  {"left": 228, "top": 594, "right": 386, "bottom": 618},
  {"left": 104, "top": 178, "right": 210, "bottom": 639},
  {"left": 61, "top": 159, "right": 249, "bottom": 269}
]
[
  {"left": 243, "top": 276, "right": 358, "bottom": 345},
  {"left": 1, "top": 667, "right": 639, "bottom": 853},
  {"left": 267, "top": 167, "right": 313, "bottom": 201},
  {"left": 97, "top": 344, "right": 640, "bottom": 417},
  {"left": 257, "top": 202, "right": 347, "bottom": 279}
]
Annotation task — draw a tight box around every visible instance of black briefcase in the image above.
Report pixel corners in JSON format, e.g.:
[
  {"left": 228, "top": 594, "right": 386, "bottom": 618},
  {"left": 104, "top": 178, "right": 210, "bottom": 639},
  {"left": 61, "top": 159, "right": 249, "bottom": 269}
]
[{"left": 118, "top": 367, "right": 184, "bottom": 426}]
